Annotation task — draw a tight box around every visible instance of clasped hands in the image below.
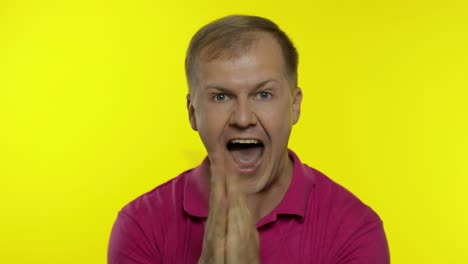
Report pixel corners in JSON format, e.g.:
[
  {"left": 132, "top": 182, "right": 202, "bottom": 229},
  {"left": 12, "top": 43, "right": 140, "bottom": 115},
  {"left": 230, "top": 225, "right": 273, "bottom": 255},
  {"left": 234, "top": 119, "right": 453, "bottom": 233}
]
[{"left": 198, "top": 151, "right": 261, "bottom": 264}]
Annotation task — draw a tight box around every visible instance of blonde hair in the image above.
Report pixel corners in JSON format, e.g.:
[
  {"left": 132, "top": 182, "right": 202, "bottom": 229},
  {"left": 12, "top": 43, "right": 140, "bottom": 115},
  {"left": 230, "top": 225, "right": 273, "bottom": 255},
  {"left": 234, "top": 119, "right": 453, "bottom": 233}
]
[{"left": 185, "top": 15, "right": 299, "bottom": 90}]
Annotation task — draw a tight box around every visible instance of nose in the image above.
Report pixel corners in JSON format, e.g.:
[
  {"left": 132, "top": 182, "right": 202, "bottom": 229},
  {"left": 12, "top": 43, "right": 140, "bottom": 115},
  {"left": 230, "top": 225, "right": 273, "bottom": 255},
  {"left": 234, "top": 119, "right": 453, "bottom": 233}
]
[{"left": 229, "top": 99, "right": 257, "bottom": 128}]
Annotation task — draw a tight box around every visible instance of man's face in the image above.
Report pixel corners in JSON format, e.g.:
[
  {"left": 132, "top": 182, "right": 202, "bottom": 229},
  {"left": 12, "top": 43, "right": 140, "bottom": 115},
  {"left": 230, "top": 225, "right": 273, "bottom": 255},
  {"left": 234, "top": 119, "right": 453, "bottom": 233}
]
[{"left": 187, "top": 34, "right": 302, "bottom": 193}]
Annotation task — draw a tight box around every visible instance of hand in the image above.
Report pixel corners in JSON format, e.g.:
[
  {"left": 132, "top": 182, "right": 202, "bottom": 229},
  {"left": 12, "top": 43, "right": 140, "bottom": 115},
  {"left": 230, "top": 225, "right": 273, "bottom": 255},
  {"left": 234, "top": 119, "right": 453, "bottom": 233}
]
[
  {"left": 225, "top": 174, "right": 260, "bottom": 264},
  {"left": 198, "top": 150, "right": 260, "bottom": 264}
]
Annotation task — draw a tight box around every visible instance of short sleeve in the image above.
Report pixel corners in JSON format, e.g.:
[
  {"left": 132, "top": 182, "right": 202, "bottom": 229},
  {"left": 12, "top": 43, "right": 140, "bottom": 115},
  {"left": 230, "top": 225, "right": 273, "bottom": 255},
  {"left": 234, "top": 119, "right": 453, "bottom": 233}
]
[
  {"left": 108, "top": 211, "right": 161, "bottom": 264},
  {"left": 332, "top": 209, "right": 390, "bottom": 264}
]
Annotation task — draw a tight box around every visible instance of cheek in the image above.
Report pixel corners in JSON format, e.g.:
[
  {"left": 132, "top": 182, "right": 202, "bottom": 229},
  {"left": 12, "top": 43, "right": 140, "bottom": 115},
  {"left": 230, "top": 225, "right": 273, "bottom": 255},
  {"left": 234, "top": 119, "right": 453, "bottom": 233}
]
[
  {"left": 196, "top": 106, "right": 229, "bottom": 146},
  {"left": 259, "top": 101, "right": 293, "bottom": 133}
]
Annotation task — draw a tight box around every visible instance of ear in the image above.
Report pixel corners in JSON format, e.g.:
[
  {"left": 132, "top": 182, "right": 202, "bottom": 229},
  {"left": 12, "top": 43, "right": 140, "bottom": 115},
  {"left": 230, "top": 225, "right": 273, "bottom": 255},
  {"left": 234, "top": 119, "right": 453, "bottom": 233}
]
[
  {"left": 187, "top": 93, "right": 198, "bottom": 131},
  {"left": 292, "top": 87, "right": 303, "bottom": 125}
]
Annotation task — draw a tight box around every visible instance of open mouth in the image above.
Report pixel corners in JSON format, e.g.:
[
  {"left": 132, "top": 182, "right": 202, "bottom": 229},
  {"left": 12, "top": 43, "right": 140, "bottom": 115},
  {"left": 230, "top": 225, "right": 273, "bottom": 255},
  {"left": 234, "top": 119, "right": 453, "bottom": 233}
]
[{"left": 227, "top": 139, "right": 264, "bottom": 172}]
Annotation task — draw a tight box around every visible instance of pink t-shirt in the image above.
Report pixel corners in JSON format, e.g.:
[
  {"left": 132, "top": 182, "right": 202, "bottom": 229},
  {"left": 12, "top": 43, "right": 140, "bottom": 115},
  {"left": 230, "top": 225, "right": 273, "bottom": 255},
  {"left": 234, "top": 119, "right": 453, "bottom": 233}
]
[{"left": 108, "top": 150, "right": 389, "bottom": 263}]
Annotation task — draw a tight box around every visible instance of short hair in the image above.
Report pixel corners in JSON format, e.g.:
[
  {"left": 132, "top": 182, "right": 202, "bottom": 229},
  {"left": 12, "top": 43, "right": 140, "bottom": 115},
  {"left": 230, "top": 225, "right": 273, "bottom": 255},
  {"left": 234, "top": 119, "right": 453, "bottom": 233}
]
[{"left": 185, "top": 15, "right": 299, "bottom": 90}]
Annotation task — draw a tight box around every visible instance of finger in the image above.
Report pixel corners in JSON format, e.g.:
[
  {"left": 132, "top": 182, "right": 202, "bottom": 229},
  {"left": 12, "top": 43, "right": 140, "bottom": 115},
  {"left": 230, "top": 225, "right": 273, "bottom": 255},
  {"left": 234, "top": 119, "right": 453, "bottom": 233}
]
[
  {"left": 224, "top": 152, "right": 242, "bottom": 264},
  {"left": 200, "top": 149, "right": 228, "bottom": 263},
  {"left": 208, "top": 148, "right": 228, "bottom": 237},
  {"left": 226, "top": 196, "right": 241, "bottom": 264},
  {"left": 224, "top": 152, "right": 251, "bottom": 239},
  {"left": 207, "top": 145, "right": 228, "bottom": 222},
  {"left": 224, "top": 153, "right": 240, "bottom": 202},
  {"left": 202, "top": 199, "right": 227, "bottom": 262},
  {"left": 226, "top": 193, "right": 260, "bottom": 264},
  {"left": 227, "top": 192, "right": 251, "bottom": 240}
]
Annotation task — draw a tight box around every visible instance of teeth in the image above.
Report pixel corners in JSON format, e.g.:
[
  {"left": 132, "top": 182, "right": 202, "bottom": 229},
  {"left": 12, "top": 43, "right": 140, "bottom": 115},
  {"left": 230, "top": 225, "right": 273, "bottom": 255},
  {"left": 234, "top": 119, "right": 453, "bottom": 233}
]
[{"left": 230, "top": 139, "right": 260, "bottom": 144}]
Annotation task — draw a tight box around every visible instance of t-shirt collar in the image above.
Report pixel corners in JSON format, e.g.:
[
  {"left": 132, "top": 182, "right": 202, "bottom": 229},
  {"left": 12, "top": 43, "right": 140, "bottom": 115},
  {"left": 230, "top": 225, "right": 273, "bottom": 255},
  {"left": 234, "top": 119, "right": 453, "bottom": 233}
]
[{"left": 183, "top": 157, "right": 211, "bottom": 218}]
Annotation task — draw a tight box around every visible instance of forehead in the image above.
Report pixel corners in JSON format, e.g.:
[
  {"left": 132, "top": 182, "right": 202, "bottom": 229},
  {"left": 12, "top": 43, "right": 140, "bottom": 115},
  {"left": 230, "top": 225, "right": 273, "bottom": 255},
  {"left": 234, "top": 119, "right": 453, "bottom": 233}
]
[{"left": 197, "top": 34, "right": 287, "bottom": 88}]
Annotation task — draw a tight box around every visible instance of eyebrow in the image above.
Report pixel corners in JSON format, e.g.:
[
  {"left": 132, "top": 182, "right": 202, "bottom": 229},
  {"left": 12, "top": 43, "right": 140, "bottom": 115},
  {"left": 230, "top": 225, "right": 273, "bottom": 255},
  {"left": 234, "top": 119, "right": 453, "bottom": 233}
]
[{"left": 205, "top": 79, "right": 278, "bottom": 92}]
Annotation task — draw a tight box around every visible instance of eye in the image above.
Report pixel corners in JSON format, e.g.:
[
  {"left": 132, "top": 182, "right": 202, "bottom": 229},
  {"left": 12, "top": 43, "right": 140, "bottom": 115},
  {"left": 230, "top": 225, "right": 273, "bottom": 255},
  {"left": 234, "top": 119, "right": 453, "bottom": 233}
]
[
  {"left": 256, "top": 91, "right": 272, "bottom": 100},
  {"left": 212, "top": 93, "right": 230, "bottom": 102}
]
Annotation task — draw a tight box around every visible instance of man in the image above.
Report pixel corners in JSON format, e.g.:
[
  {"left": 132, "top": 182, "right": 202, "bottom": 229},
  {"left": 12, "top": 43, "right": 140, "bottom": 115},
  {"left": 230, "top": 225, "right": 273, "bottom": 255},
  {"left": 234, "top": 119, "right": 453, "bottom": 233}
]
[{"left": 108, "top": 15, "right": 389, "bottom": 263}]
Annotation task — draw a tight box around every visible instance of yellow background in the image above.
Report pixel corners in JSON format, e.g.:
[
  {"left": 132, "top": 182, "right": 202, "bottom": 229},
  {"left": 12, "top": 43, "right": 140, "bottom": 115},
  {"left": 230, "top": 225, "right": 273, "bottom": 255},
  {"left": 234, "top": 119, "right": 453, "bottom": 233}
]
[{"left": 1, "top": 0, "right": 467, "bottom": 263}]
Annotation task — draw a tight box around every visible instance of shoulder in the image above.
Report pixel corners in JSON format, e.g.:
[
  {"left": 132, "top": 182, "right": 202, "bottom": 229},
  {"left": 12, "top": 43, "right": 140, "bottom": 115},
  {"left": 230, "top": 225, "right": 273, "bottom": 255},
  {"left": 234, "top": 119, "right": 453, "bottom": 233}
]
[
  {"left": 304, "top": 164, "right": 380, "bottom": 222},
  {"left": 119, "top": 168, "right": 192, "bottom": 221},
  {"left": 302, "top": 165, "right": 389, "bottom": 263},
  {"left": 108, "top": 169, "right": 194, "bottom": 263}
]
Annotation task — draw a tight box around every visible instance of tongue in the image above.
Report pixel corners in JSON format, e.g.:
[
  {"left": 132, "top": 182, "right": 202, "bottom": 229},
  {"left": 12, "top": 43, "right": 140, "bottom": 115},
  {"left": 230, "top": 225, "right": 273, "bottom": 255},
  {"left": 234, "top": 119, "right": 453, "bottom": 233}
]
[{"left": 229, "top": 146, "right": 263, "bottom": 168}]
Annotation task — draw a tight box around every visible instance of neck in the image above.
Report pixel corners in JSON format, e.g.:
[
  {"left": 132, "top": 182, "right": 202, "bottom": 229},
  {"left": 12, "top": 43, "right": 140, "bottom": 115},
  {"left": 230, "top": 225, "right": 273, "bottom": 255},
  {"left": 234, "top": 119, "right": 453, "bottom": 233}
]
[{"left": 245, "top": 153, "right": 294, "bottom": 222}]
